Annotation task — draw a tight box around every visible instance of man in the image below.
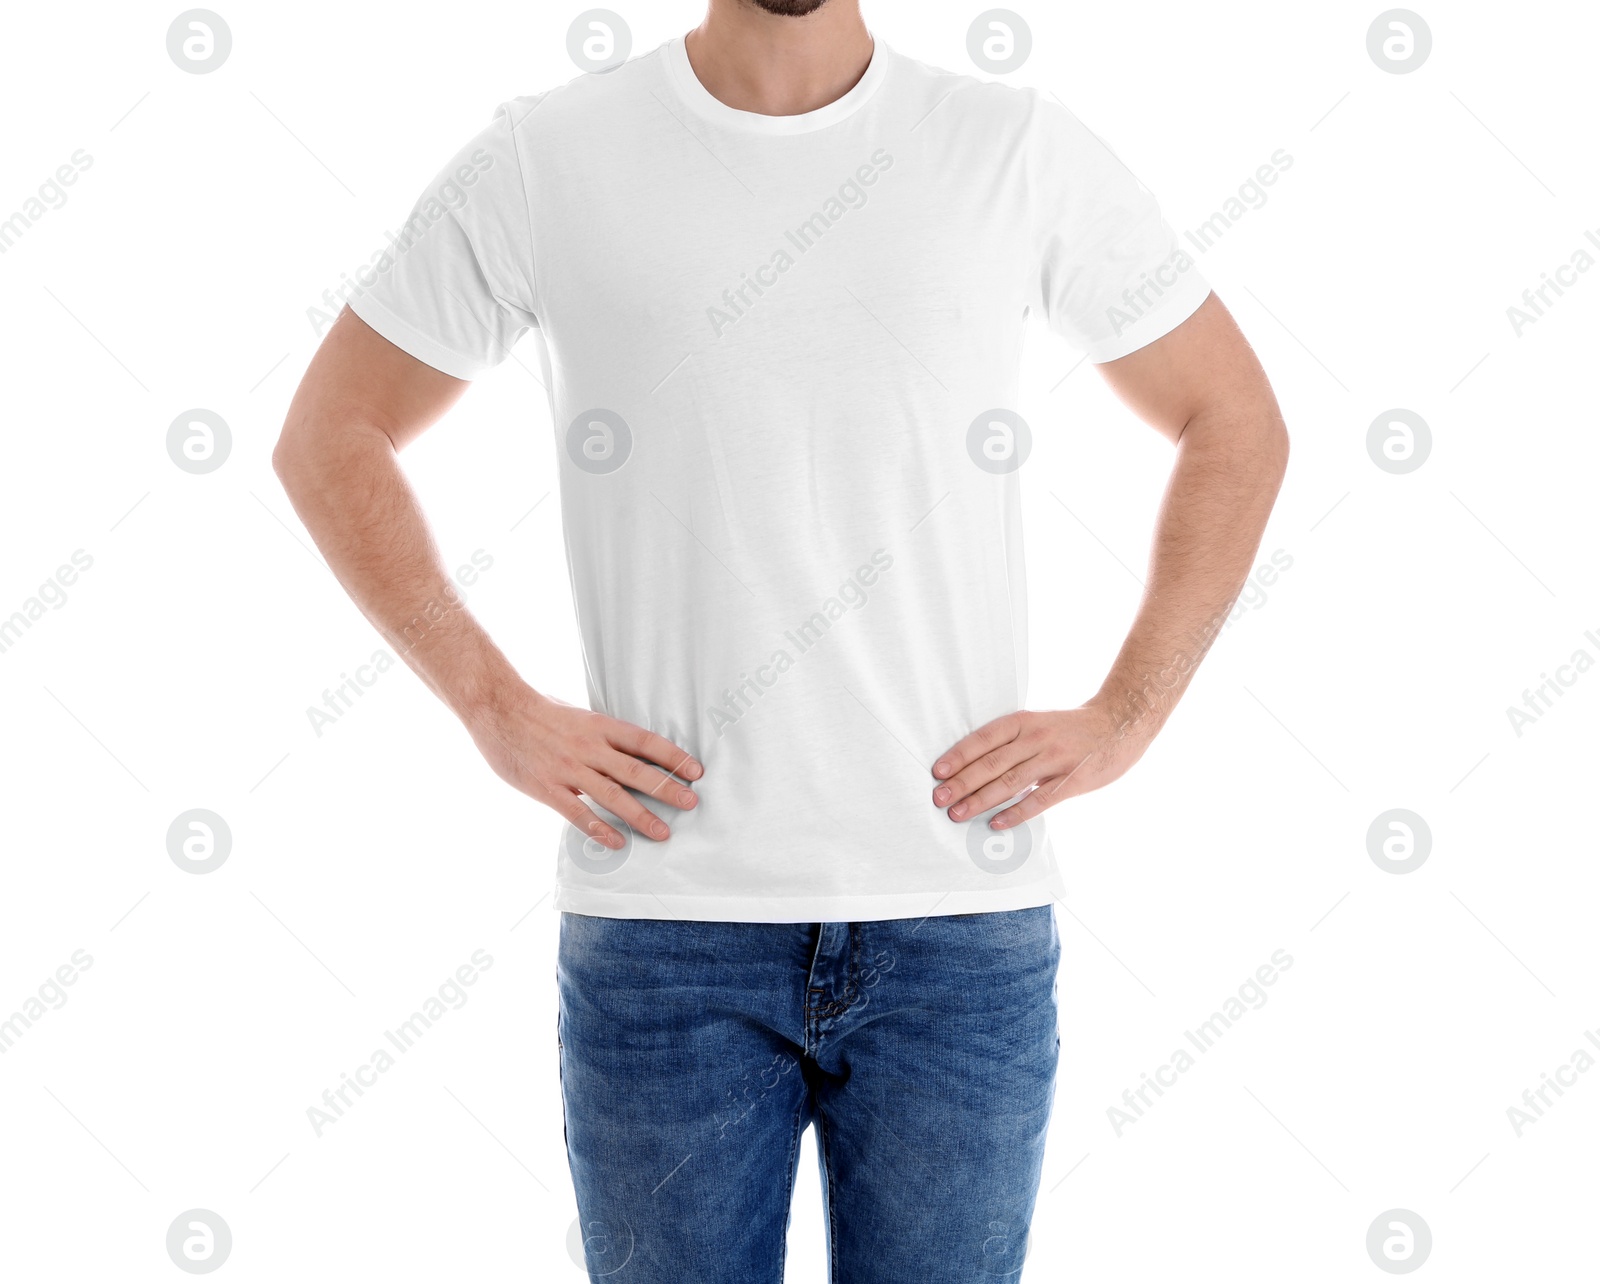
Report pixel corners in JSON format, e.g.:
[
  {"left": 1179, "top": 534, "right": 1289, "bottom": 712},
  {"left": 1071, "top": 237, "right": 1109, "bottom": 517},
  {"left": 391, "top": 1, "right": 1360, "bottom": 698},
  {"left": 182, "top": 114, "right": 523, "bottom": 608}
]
[{"left": 274, "top": 0, "right": 1288, "bottom": 1278}]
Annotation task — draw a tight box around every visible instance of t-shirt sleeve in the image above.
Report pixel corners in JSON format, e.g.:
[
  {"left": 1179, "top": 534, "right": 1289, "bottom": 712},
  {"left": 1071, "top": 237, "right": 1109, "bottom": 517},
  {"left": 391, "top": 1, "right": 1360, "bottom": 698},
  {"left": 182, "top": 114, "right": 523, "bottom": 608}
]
[
  {"left": 1028, "top": 96, "right": 1211, "bottom": 363},
  {"left": 346, "top": 100, "right": 539, "bottom": 380}
]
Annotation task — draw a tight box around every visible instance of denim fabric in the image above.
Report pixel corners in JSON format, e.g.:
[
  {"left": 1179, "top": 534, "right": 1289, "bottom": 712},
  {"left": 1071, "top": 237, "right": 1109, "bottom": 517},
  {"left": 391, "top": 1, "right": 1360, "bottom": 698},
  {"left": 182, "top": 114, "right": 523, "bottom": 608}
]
[{"left": 558, "top": 906, "right": 1060, "bottom": 1282}]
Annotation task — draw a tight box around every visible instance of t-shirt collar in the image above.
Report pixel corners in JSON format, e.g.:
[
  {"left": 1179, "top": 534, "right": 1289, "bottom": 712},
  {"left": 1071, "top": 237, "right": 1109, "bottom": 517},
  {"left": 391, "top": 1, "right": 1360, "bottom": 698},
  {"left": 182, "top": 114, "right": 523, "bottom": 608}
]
[{"left": 662, "top": 32, "right": 889, "bottom": 135}]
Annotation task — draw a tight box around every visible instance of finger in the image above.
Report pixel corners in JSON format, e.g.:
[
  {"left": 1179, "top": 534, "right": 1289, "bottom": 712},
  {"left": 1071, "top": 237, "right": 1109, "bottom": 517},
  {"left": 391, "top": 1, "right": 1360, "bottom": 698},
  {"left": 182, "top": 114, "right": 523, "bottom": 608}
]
[
  {"left": 992, "top": 746, "right": 1107, "bottom": 826},
  {"left": 547, "top": 787, "right": 628, "bottom": 850},
  {"left": 933, "top": 737, "right": 1032, "bottom": 814},
  {"left": 945, "top": 755, "right": 1043, "bottom": 822},
  {"left": 607, "top": 720, "right": 703, "bottom": 781},
  {"left": 991, "top": 760, "right": 1100, "bottom": 829},
  {"left": 989, "top": 787, "right": 1047, "bottom": 831},
  {"left": 931, "top": 713, "right": 1022, "bottom": 782},
  {"left": 578, "top": 767, "right": 672, "bottom": 841},
  {"left": 602, "top": 750, "right": 699, "bottom": 810}
]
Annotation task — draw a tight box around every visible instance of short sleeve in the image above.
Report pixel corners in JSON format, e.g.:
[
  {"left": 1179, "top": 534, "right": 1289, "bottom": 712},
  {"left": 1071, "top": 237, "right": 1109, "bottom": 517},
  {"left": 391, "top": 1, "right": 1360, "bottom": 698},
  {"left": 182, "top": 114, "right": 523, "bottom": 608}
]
[
  {"left": 347, "top": 100, "right": 539, "bottom": 379},
  {"left": 1028, "top": 96, "right": 1211, "bottom": 363}
]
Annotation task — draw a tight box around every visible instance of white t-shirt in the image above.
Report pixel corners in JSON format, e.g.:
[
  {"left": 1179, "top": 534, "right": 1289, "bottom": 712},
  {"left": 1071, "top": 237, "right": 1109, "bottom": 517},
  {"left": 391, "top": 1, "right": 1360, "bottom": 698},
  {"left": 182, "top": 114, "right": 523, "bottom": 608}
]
[{"left": 348, "top": 35, "right": 1210, "bottom": 923}]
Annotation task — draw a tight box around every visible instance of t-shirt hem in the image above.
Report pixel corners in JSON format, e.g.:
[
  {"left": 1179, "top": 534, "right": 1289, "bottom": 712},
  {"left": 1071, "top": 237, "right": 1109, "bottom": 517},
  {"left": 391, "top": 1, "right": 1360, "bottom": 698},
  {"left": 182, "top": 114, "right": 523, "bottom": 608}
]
[
  {"left": 347, "top": 291, "right": 489, "bottom": 381},
  {"left": 1088, "top": 271, "right": 1213, "bottom": 364},
  {"left": 551, "top": 874, "right": 1067, "bottom": 923}
]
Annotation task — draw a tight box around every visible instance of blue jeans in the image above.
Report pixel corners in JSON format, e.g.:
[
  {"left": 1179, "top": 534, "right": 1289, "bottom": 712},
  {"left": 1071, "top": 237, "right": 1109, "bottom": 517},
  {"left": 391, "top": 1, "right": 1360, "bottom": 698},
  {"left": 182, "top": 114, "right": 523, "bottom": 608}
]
[{"left": 558, "top": 906, "right": 1060, "bottom": 1282}]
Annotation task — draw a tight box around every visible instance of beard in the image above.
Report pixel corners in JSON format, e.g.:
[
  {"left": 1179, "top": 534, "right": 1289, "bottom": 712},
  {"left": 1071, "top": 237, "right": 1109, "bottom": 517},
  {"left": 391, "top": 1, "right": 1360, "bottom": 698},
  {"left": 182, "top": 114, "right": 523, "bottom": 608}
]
[{"left": 745, "top": 0, "right": 832, "bottom": 14}]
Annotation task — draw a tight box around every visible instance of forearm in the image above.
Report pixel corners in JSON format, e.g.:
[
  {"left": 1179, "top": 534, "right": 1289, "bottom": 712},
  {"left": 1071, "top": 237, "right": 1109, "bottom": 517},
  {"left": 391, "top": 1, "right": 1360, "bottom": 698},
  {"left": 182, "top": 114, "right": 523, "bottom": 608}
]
[
  {"left": 1092, "top": 397, "right": 1289, "bottom": 740},
  {"left": 273, "top": 417, "right": 522, "bottom": 724},
  {"left": 271, "top": 309, "right": 700, "bottom": 845},
  {"left": 932, "top": 298, "right": 1289, "bottom": 825}
]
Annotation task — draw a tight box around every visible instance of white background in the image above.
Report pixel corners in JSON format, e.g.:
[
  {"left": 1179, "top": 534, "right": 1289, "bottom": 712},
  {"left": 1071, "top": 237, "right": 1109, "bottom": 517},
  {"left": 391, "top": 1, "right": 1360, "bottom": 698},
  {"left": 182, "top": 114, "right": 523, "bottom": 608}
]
[{"left": 1, "top": 0, "right": 1596, "bottom": 1279}]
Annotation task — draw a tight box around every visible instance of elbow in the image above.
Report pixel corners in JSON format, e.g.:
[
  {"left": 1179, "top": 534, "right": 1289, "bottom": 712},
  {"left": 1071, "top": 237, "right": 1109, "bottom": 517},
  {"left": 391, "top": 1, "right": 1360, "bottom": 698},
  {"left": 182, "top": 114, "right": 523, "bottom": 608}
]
[
  {"left": 1243, "top": 386, "right": 1290, "bottom": 493},
  {"left": 1265, "top": 414, "right": 1290, "bottom": 489},
  {"left": 273, "top": 412, "right": 393, "bottom": 503},
  {"left": 271, "top": 428, "right": 301, "bottom": 493},
  {"left": 1181, "top": 395, "right": 1290, "bottom": 493},
  {"left": 272, "top": 417, "right": 324, "bottom": 500}
]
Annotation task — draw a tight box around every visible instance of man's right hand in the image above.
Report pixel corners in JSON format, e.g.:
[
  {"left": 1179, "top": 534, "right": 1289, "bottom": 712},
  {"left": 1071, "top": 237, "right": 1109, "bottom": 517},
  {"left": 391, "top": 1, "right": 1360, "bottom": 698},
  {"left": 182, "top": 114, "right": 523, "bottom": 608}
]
[
  {"left": 274, "top": 308, "right": 701, "bottom": 852},
  {"left": 466, "top": 686, "right": 702, "bottom": 849}
]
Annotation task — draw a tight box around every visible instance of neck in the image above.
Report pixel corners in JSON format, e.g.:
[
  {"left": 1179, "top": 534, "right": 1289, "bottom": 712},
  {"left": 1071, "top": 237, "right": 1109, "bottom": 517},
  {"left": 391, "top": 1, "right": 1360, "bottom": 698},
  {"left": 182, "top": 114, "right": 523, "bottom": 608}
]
[{"left": 686, "top": 0, "right": 872, "bottom": 116}]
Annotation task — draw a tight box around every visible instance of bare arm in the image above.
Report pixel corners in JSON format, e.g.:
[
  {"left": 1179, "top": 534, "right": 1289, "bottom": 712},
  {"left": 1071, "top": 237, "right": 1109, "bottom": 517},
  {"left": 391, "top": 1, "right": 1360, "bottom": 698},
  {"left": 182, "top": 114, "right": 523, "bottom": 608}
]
[
  {"left": 273, "top": 307, "right": 700, "bottom": 849},
  {"left": 932, "top": 293, "right": 1289, "bottom": 828}
]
